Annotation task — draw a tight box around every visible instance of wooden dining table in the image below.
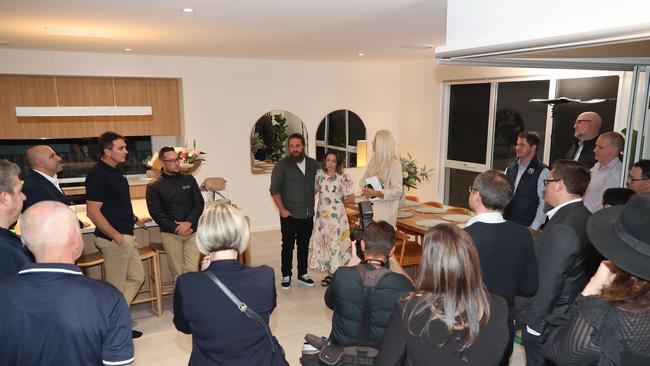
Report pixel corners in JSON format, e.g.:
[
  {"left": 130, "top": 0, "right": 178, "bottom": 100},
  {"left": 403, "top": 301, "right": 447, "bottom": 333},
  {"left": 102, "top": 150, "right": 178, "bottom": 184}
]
[{"left": 345, "top": 200, "right": 474, "bottom": 241}]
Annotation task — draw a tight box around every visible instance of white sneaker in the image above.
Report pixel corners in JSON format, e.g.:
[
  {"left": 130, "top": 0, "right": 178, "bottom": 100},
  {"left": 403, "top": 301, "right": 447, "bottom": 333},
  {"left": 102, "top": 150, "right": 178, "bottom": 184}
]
[
  {"left": 281, "top": 276, "right": 291, "bottom": 290},
  {"left": 298, "top": 274, "right": 315, "bottom": 287}
]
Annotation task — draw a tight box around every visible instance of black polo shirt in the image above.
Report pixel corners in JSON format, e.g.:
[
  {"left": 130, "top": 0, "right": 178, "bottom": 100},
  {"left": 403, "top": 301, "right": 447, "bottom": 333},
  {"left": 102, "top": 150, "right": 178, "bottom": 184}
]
[
  {"left": 0, "top": 263, "right": 134, "bottom": 365},
  {"left": 85, "top": 159, "right": 135, "bottom": 240}
]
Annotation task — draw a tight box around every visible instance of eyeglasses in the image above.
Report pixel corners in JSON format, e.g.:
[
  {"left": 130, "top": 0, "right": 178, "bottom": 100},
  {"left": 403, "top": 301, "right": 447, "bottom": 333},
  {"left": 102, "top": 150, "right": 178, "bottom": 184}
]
[
  {"left": 574, "top": 119, "right": 593, "bottom": 126},
  {"left": 161, "top": 158, "right": 180, "bottom": 163},
  {"left": 627, "top": 175, "right": 649, "bottom": 181},
  {"left": 468, "top": 186, "right": 477, "bottom": 194},
  {"left": 543, "top": 179, "right": 560, "bottom": 187}
]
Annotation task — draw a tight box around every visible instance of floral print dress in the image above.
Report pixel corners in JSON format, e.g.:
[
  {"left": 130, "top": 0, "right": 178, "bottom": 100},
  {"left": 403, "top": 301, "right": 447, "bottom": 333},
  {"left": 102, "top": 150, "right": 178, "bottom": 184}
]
[{"left": 309, "top": 169, "right": 354, "bottom": 272}]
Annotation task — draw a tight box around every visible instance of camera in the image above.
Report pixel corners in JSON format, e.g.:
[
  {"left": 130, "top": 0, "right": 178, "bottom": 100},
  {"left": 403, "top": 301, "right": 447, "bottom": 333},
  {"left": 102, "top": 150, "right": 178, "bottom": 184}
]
[{"left": 351, "top": 201, "right": 374, "bottom": 261}]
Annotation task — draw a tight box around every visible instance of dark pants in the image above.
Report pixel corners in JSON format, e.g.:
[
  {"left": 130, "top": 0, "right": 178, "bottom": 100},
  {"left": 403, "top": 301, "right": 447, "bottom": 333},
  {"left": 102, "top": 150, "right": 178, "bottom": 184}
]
[
  {"left": 523, "top": 327, "right": 554, "bottom": 366},
  {"left": 280, "top": 216, "right": 313, "bottom": 277}
]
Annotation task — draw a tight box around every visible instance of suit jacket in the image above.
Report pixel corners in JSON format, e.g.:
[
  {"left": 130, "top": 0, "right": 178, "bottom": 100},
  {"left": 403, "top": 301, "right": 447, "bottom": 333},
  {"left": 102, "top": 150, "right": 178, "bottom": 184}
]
[
  {"left": 526, "top": 201, "right": 592, "bottom": 334},
  {"left": 22, "top": 171, "right": 83, "bottom": 228},
  {"left": 22, "top": 171, "right": 71, "bottom": 211},
  {"left": 565, "top": 138, "right": 597, "bottom": 169},
  {"left": 173, "top": 260, "right": 286, "bottom": 366}
]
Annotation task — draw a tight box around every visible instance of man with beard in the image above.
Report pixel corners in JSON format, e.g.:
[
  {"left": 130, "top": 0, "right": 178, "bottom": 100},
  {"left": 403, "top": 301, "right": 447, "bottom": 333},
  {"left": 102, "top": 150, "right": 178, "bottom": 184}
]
[
  {"left": 269, "top": 133, "right": 319, "bottom": 290},
  {"left": 146, "top": 146, "right": 204, "bottom": 282},
  {"left": 566, "top": 111, "right": 602, "bottom": 169}
]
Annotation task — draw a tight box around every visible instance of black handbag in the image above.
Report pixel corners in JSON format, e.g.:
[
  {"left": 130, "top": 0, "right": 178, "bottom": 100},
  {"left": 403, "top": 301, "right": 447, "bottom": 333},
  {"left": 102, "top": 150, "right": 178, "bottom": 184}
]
[
  {"left": 203, "top": 271, "right": 289, "bottom": 366},
  {"left": 302, "top": 264, "right": 388, "bottom": 366}
]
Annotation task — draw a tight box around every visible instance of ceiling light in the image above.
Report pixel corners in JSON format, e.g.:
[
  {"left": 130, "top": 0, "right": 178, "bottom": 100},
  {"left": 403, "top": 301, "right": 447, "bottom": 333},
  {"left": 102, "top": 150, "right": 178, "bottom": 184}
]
[
  {"left": 181, "top": 8, "right": 195, "bottom": 13},
  {"left": 124, "top": 48, "right": 132, "bottom": 52},
  {"left": 44, "top": 27, "right": 113, "bottom": 38},
  {"left": 358, "top": 52, "right": 365, "bottom": 56}
]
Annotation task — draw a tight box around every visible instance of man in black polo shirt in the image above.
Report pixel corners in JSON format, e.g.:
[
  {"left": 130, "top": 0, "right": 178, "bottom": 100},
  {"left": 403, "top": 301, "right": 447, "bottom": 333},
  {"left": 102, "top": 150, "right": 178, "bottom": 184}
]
[
  {"left": 0, "top": 201, "right": 134, "bottom": 366},
  {"left": 269, "top": 133, "right": 319, "bottom": 289},
  {"left": 465, "top": 170, "right": 539, "bottom": 365},
  {"left": 0, "top": 159, "right": 31, "bottom": 281},
  {"left": 85, "top": 131, "right": 150, "bottom": 338}
]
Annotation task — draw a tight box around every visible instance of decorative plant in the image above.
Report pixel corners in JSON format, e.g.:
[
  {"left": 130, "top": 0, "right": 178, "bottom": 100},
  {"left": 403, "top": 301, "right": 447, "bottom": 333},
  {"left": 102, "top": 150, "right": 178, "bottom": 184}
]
[
  {"left": 250, "top": 133, "right": 264, "bottom": 154},
  {"left": 178, "top": 139, "right": 206, "bottom": 166},
  {"left": 401, "top": 153, "right": 433, "bottom": 190},
  {"left": 270, "top": 113, "right": 288, "bottom": 161}
]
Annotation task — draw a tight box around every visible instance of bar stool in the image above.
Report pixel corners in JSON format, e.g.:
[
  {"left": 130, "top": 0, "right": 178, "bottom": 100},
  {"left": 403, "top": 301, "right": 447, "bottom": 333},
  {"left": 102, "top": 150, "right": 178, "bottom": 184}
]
[
  {"left": 76, "top": 251, "right": 105, "bottom": 280},
  {"left": 150, "top": 241, "right": 175, "bottom": 296},
  {"left": 132, "top": 247, "right": 163, "bottom": 317}
]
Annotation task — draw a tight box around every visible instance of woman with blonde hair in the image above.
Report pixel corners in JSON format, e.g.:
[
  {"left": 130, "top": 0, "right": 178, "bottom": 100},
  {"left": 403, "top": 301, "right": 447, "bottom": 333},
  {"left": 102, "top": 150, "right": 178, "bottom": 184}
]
[
  {"left": 173, "top": 204, "right": 288, "bottom": 366},
  {"left": 360, "top": 130, "right": 403, "bottom": 227},
  {"left": 375, "top": 224, "right": 509, "bottom": 366}
]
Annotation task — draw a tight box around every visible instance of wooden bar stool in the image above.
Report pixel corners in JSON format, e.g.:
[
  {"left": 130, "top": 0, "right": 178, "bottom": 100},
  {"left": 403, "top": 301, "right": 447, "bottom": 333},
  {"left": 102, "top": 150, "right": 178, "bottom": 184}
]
[
  {"left": 150, "top": 241, "right": 175, "bottom": 296},
  {"left": 76, "top": 251, "right": 105, "bottom": 280},
  {"left": 132, "top": 247, "right": 163, "bottom": 317}
]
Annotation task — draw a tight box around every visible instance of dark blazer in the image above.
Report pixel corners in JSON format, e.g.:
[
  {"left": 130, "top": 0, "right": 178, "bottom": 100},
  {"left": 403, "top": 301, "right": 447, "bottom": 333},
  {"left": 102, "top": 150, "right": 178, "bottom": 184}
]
[
  {"left": 566, "top": 138, "right": 597, "bottom": 169},
  {"left": 22, "top": 170, "right": 71, "bottom": 212},
  {"left": 0, "top": 228, "right": 32, "bottom": 281},
  {"left": 173, "top": 260, "right": 285, "bottom": 366},
  {"left": 375, "top": 294, "right": 509, "bottom": 366},
  {"left": 526, "top": 201, "right": 592, "bottom": 334}
]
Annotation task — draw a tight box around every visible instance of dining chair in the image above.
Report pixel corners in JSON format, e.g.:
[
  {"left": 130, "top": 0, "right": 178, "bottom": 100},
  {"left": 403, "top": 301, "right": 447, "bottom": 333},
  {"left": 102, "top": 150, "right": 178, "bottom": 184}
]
[
  {"left": 394, "top": 230, "right": 422, "bottom": 281},
  {"left": 423, "top": 201, "right": 444, "bottom": 208},
  {"left": 404, "top": 195, "right": 420, "bottom": 202}
]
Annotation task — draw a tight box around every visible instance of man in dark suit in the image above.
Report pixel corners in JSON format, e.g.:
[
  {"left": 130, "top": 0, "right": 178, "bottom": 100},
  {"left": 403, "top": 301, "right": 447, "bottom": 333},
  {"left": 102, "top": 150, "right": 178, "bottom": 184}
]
[
  {"left": 565, "top": 111, "right": 602, "bottom": 169},
  {"left": 523, "top": 160, "right": 593, "bottom": 366},
  {"left": 465, "top": 170, "right": 538, "bottom": 365},
  {"left": 22, "top": 145, "right": 88, "bottom": 227},
  {"left": 0, "top": 160, "right": 31, "bottom": 281}
]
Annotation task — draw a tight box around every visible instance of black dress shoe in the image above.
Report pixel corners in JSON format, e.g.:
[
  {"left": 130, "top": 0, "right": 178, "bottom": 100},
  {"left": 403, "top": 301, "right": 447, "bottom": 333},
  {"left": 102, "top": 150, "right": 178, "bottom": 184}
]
[{"left": 132, "top": 329, "right": 143, "bottom": 339}]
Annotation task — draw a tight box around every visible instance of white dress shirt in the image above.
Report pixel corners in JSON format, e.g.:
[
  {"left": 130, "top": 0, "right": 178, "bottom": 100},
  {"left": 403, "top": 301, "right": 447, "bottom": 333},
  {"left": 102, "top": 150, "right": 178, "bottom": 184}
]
[
  {"left": 33, "top": 169, "right": 64, "bottom": 194},
  {"left": 465, "top": 211, "right": 505, "bottom": 227}
]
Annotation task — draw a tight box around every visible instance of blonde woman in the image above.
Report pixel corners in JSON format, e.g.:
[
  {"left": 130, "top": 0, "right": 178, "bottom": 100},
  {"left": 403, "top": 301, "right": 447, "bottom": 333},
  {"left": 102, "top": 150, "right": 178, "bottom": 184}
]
[{"left": 360, "top": 130, "right": 403, "bottom": 227}]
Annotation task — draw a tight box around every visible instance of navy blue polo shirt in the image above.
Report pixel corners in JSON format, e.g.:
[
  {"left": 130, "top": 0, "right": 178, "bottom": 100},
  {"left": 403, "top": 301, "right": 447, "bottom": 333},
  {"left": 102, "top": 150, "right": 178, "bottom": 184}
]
[
  {"left": 0, "top": 227, "right": 32, "bottom": 281},
  {"left": 0, "top": 263, "right": 134, "bottom": 365},
  {"left": 85, "top": 159, "right": 135, "bottom": 240}
]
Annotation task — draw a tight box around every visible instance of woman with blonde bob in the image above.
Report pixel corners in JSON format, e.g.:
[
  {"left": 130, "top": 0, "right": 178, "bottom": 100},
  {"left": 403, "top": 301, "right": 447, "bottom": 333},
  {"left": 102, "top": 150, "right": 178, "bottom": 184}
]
[
  {"left": 375, "top": 224, "right": 509, "bottom": 366},
  {"left": 173, "top": 204, "right": 288, "bottom": 366},
  {"left": 360, "top": 130, "right": 403, "bottom": 227}
]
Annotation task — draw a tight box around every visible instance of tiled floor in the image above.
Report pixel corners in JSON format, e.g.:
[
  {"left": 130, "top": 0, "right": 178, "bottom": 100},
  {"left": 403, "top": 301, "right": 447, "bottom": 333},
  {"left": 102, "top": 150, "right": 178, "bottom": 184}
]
[{"left": 130, "top": 230, "right": 526, "bottom": 365}]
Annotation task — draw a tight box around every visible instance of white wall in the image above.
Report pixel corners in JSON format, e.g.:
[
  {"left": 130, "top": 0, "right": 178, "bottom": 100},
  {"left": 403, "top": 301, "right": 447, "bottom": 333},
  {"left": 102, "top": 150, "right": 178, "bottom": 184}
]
[
  {"left": 0, "top": 49, "right": 402, "bottom": 231},
  {"left": 443, "top": 0, "right": 650, "bottom": 53}
]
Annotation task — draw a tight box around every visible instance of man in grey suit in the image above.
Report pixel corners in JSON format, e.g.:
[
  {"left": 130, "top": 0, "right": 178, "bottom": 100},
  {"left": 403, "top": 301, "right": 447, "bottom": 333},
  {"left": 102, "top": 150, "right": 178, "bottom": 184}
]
[{"left": 523, "top": 160, "right": 593, "bottom": 366}]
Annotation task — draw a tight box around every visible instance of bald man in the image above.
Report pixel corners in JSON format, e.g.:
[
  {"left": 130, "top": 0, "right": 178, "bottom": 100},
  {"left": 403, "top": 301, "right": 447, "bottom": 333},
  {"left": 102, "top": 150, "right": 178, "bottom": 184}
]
[
  {"left": 22, "top": 145, "right": 88, "bottom": 227},
  {"left": 582, "top": 132, "right": 624, "bottom": 212},
  {"left": 565, "top": 111, "right": 603, "bottom": 169},
  {"left": 0, "top": 201, "right": 134, "bottom": 366}
]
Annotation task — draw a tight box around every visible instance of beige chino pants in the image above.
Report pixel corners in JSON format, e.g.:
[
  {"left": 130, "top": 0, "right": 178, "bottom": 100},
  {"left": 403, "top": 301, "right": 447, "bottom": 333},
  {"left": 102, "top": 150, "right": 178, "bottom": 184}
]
[
  {"left": 94, "top": 235, "right": 145, "bottom": 305},
  {"left": 160, "top": 232, "right": 200, "bottom": 282}
]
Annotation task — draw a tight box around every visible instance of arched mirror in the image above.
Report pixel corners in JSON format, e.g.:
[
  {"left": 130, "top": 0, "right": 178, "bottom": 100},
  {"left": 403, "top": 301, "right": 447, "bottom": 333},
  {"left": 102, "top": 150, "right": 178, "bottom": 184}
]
[
  {"left": 315, "top": 109, "right": 366, "bottom": 168},
  {"left": 250, "top": 110, "right": 308, "bottom": 174}
]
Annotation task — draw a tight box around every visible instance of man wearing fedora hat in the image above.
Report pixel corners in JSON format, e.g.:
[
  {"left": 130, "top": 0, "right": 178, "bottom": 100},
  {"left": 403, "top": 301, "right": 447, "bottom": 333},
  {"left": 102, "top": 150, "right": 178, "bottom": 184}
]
[
  {"left": 545, "top": 193, "right": 650, "bottom": 365},
  {"left": 522, "top": 160, "right": 594, "bottom": 366}
]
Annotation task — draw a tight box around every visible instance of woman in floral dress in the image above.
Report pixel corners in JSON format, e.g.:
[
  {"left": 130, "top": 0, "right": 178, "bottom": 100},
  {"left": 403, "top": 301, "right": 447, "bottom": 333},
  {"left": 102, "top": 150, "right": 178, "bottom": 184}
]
[{"left": 310, "top": 151, "right": 355, "bottom": 286}]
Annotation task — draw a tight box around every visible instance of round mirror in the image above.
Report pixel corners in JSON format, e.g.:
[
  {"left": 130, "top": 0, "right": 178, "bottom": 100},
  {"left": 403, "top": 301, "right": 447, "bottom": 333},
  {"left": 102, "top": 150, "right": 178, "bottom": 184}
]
[
  {"left": 250, "top": 110, "right": 308, "bottom": 174},
  {"left": 315, "top": 109, "right": 366, "bottom": 168}
]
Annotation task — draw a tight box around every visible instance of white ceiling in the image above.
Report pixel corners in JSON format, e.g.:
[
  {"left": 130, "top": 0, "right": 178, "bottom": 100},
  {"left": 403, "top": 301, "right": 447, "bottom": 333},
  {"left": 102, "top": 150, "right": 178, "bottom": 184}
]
[{"left": 0, "top": 0, "right": 446, "bottom": 63}]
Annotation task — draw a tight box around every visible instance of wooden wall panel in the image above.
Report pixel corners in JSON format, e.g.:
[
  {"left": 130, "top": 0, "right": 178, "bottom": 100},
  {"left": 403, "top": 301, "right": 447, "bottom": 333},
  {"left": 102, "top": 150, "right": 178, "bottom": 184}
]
[
  {"left": 148, "top": 78, "right": 181, "bottom": 136},
  {"left": 114, "top": 78, "right": 151, "bottom": 136}
]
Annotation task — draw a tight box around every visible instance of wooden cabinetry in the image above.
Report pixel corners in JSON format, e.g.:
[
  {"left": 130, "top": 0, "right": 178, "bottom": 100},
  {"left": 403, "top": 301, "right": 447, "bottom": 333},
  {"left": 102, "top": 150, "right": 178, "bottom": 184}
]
[{"left": 0, "top": 74, "right": 181, "bottom": 139}]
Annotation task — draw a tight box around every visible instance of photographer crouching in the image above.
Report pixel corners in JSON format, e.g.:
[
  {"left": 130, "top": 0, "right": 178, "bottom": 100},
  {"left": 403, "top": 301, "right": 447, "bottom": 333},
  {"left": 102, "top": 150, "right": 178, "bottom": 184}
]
[{"left": 320, "top": 220, "right": 413, "bottom": 364}]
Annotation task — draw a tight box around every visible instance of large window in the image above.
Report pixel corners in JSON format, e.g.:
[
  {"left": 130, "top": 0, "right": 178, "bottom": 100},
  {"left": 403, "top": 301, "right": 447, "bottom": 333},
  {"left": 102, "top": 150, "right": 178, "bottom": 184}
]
[
  {"left": 447, "top": 83, "right": 491, "bottom": 164},
  {"left": 316, "top": 109, "right": 366, "bottom": 168}
]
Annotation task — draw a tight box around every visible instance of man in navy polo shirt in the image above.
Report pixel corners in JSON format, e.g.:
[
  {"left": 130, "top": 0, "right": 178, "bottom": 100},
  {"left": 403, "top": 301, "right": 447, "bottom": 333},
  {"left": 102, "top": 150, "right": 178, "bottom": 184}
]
[
  {"left": 85, "top": 131, "right": 150, "bottom": 338},
  {"left": 0, "top": 201, "right": 134, "bottom": 365},
  {"left": 0, "top": 159, "right": 31, "bottom": 281}
]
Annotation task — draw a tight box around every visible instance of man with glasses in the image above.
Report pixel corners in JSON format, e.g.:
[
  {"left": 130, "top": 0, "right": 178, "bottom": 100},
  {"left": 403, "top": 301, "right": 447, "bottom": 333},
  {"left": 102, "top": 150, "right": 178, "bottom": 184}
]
[
  {"left": 565, "top": 111, "right": 602, "bottom": 169},
  {"left": 522, "top": 160, "right": 593, "bottom": 366},
  {"left": 627, "top": 159, "right": 650, "bottom": 193},
  {"left": 146, "top": 147, "right": 204, "bottom": 282}
]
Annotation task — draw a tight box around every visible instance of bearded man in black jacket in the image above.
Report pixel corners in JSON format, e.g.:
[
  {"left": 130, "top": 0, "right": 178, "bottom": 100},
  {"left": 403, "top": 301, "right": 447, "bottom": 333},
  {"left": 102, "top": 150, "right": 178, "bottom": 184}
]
[{"left": 146, "top": 146, "right": 204, "bottom": 282}]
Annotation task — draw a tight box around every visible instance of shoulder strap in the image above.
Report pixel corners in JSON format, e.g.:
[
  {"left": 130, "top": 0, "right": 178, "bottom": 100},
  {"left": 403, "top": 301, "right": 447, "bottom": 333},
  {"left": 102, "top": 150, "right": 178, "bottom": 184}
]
[
  {"left": 354, "top": 264, "right": 390, "bottom": 347},
  {"left": 203, "top": 271, "right": 278, "bottom": 353}
]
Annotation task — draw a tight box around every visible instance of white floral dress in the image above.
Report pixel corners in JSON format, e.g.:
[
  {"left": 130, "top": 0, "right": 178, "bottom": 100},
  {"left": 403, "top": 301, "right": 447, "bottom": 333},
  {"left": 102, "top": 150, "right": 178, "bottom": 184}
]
[{"left": 309, "top": 170, "right": 354, "bottom": 272}]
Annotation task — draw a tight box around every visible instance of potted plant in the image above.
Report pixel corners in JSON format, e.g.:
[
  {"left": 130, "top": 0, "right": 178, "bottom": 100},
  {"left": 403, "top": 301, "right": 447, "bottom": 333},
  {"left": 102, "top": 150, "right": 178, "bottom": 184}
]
[{"left": 270, "top": 113, "right": 288, "bottom": 162}]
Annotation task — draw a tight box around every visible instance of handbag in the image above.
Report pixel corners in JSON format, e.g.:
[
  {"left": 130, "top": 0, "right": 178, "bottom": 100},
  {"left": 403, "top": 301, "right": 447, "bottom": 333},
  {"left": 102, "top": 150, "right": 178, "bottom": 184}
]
[
  {"left": 203, "top": 271, "right": 289, "bottom": 366},
  {"left": 301, "top": 264, "right": 389, "bottom": 366}
]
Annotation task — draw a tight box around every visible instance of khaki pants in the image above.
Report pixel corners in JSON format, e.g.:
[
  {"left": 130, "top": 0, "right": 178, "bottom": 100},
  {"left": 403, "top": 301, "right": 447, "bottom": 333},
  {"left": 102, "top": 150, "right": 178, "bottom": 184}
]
[
  {"left": 160, "top": 232, "right": 200, "bottom": 282},
  {"left": 94, "top": 235, "right": 145, "bottom": 306}
]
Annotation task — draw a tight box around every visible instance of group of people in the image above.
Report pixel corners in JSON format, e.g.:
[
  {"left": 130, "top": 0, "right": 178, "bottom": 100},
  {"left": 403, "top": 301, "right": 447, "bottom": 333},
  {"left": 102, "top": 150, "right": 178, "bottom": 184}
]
[{"left": 0, "top": 111, "right": 649, "bottom": 366}]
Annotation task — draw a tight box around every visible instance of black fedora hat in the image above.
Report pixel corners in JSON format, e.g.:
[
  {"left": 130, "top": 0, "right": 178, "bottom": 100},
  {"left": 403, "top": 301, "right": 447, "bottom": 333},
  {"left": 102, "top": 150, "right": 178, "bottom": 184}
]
[{"left": 587, "top": 192, "right": 650, "bottom": 281}]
